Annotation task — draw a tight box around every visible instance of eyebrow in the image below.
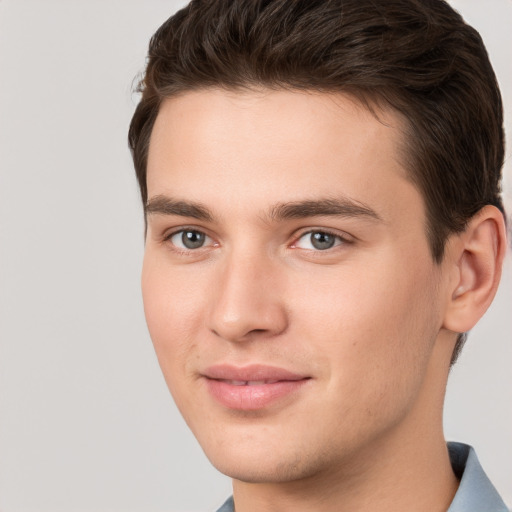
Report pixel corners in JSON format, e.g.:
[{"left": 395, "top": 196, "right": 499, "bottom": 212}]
[
  {"left": 146, "top": 195, "right": 214, "bottom": 221},
  {"left": 145, "top": 195, "right": 382, "bottom": 223},
  {"left": 268, "top": 198, "right": 382, "bottom": 222}
]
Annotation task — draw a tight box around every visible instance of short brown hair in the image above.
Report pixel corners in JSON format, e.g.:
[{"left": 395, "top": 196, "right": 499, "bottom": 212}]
[{"left": 128, "top": 0, "right": 505, "bottom": 361}]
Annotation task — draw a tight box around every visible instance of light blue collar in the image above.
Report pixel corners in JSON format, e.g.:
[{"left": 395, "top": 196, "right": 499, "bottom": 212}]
[{"left": 447, "top": 442, "right": 508, "bottom": 511}]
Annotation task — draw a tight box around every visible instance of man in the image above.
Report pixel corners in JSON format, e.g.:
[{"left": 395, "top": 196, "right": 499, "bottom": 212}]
[{"left": 128, "top": 1, "right": 508, "bottom": 510}]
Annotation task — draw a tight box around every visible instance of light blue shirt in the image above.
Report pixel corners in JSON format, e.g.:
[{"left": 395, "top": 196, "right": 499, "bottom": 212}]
[{"left": 216, "top": 442, "right": 508, "bottom": 512}]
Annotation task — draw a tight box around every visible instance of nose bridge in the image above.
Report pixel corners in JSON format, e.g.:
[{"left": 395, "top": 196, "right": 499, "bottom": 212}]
[{"left": 207, "top": 244, "right": 287, "bottom": 342}]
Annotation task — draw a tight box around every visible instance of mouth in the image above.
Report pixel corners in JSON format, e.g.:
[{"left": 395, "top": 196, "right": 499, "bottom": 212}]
[
  {"left": 217, "top": 379, "right": 282, "bottom": 386},
  {"left": 202, "top": 364, "right": 311, "bottom": 411}
]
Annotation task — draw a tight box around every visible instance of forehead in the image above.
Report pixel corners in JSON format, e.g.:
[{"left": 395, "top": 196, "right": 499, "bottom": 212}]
[
  {"left": 149, "top": 88, "right": 404, "bottom": 164},
  {"left": 147, "top": 88, "right": 418, "bottom": 223}
]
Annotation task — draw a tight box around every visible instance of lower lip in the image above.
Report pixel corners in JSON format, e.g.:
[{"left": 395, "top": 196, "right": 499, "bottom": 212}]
[{"left": 204, "top": 378, "right": 309, "bottom": 410}]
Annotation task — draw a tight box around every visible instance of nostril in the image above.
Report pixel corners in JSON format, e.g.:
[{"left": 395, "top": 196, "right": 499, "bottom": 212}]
[{"left": 207, "top": 278, "right": 289, "bottom": 342}]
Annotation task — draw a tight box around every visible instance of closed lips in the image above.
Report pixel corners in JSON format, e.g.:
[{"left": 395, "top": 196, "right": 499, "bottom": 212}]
[
  {"left": 219, "top": 380, "right": 282, "bottom": 385},
  {"left": 202, "top": 364, "right": 309, "bottom": 382}
]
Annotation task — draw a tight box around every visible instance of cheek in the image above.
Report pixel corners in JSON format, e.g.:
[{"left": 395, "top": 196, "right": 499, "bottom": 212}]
[
  {"left": 141, "top": 253, "right": 204, "bottom": 383},
  {"left": 292, "top": 251, "right": 440, "bottom": 390}
]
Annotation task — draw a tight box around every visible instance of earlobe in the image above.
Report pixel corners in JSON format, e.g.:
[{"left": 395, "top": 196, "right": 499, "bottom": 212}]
[{"left": 443, "top": 205, "right": 507, "bottom": 333}]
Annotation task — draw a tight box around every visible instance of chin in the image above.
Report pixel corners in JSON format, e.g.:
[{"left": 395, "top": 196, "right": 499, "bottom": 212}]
[
  {"left": 199, "top": 433, "right": 333, "bottom": 484},
  {"left": 210, "top": 454, "right": 313, "bottom": 484}
]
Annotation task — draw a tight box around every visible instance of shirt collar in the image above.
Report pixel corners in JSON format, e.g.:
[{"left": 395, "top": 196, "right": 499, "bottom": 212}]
[{"left": 447, "top": 442, "right": 508, "bottom": 512}]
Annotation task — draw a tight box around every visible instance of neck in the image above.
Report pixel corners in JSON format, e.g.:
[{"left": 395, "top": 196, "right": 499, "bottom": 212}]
[
  {"left": 231, "top": 335, "right": 459, "bottom": 512},
  {"left": 232, "top": 429, "right": 458, "bottom": 512}
]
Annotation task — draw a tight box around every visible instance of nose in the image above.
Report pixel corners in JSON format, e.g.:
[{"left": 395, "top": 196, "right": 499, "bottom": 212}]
[{"left": 206, "top": 250, "right": 288, "bottom": 343}]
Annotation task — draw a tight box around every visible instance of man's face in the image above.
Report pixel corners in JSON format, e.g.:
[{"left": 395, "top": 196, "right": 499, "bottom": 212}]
[{"left": 143, "top": 89, "right": 451, "bottom": 483}]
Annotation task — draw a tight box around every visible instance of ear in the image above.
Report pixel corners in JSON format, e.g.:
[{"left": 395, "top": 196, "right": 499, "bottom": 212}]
[{"left": 442, "top": 205, "right": 507, "bottom": 334}]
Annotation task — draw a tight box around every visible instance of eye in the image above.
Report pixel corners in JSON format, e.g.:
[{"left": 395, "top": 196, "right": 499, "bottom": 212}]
[
  {"left": 293, "top": 230, "right": 347, "bottom": 251},
  {"left": 168, "top": 229, "right": 212, "bottom": 250}
]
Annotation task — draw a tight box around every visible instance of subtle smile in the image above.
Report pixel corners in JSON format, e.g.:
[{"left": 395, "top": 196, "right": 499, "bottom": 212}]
[{"left": 202, "top": 365, "right": 311, "bottom": 410}]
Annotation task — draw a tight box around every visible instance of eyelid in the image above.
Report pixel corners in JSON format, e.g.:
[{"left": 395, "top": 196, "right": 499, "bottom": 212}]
[{"left": 162, "top": 224, "right": 210, "bottom": 239}]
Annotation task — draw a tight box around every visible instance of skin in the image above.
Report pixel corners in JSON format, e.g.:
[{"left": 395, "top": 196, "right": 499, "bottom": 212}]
[{"left": 142, "top": 88, "right": 505, "bottom": 512}]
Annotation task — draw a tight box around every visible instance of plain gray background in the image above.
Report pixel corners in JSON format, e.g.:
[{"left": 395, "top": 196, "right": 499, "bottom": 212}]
[{"left": 0, "top": 1, "right": 510, "bottom": 511}]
